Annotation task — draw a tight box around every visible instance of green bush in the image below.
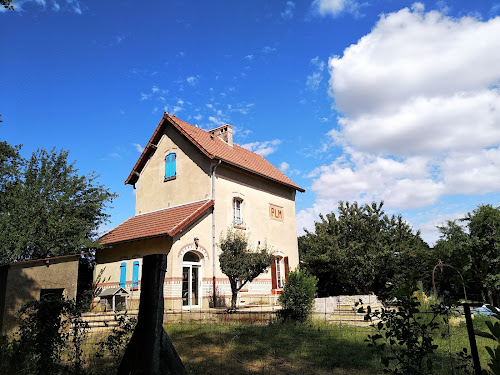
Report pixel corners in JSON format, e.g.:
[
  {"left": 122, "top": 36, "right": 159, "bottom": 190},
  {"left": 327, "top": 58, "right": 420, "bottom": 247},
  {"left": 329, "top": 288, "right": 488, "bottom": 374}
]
[{"left": 277, "top": 269, "right": 317, "bottom": 323}]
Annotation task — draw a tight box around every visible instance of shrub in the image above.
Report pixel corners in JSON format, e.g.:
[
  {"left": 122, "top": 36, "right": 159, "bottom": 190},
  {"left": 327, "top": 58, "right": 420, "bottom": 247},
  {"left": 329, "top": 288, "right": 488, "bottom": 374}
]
[
  {"left": 277, "top": 269, "right": 317, "bottom": 323},
  {"left": 358, "top": 283, "right": 451, "bottom": 375}
]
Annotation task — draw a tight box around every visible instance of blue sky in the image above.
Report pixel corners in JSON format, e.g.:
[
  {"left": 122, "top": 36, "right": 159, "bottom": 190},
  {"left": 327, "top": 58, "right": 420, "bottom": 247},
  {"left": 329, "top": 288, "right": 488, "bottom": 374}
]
[{"left": 2, "top": 0, "right": 500, "bottom": 245}]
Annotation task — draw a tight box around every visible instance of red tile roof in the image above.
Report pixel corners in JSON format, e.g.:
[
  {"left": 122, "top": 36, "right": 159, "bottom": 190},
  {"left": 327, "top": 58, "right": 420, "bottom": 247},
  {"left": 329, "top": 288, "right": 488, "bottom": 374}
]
[
  {"left": 99, "top": 200, "right": 214, "bottom": 245},
  {"left": 125, "top": 113, "right": 305, "bottom": 192}
]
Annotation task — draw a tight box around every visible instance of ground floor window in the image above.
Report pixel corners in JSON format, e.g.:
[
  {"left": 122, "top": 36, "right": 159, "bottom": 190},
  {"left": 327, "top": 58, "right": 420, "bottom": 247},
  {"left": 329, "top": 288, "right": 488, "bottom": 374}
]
[{"left": 271, "top": 256, "right": 289, "bottom": 290}]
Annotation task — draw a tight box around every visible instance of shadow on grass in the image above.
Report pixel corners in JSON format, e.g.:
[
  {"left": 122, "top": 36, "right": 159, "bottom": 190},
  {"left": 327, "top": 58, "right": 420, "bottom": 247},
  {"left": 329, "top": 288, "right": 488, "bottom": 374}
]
[{"left": 165, "top": 321, "right": 381, "bottom": 375}]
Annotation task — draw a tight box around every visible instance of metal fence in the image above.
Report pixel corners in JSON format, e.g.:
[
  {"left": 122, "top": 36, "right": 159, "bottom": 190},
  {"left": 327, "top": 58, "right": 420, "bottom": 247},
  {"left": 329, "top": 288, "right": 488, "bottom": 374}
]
[{"left": 1, "top": 295, "right": 496, "bottom": 374}]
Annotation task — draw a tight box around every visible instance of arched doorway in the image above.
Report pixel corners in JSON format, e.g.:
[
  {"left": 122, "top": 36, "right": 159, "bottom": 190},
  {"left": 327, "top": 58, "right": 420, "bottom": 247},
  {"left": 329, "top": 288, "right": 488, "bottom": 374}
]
[{"left": 182, "top": 251, "right": 201, "bottom": 308}]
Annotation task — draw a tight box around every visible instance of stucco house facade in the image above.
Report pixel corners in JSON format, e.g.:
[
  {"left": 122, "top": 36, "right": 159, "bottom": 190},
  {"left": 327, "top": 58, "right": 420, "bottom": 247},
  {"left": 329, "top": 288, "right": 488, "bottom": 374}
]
[{"left": 95, "top": 113, "right": 304, "bottom": 310}]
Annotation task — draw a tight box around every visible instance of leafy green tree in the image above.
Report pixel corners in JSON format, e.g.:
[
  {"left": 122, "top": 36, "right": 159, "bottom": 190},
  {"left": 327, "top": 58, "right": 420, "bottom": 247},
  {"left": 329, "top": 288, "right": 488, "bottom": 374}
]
[
  {"left": 299, "top": 201, "right": 429, "bottom": 298},
  {"left": 0, "top": 144, "right": 116, "bottom": 264},
  {"left": 1, "top": 0, "right": 14, "bottom": 10},
  {"left": 277, "top": 269, "right": 317, "bottom": 323},
  {"left": 218, "top": 229, "right": 273, "bottom": 310},
  {"left": 432, "top": 205, "right": 500, "bottom": 305}
]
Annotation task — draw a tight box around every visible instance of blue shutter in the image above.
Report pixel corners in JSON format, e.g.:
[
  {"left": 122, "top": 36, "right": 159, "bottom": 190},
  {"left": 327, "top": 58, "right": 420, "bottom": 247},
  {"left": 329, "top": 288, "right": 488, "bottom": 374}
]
[
  {"left": 171, "top": 153, "right": 176, "bottom": 177},
  {"left": 132, "top": 261, "right": 139, "bottom": 287},
  {"left": 165, "top": 155, "right": 170, "bottom": 179},
  {"left": 165, "top": 153, "right": 177, "bottom": 179},
  {"left": 120, "top": 262, "right": 126, "bottom": 287}
]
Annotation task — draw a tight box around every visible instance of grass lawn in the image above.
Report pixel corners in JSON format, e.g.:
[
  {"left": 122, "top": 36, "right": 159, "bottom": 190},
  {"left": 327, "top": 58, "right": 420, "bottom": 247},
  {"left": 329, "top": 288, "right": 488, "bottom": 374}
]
[{"left": 163, "top": 316, "right": 495, "bottom": 375}]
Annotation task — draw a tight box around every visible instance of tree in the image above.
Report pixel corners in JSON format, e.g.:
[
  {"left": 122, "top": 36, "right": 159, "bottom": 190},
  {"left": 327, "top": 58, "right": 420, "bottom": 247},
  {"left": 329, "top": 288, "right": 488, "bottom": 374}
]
[
  {"left": 1, "top": 0, "right": 14, "bottom": 10},
  {"left": 218, "top": 229, "right": 273, "bottom": 310},
  {"left": 465, "top": 204, "right": 500, "bottom": 305},
  {"left": 299, "top": 201, "right": 429, "bottom": 298},
  {"left": 0, "top": 144, "right": 116, "bottom": 264},
  {"left": 432, "top": 205, "right": 500, "bottom": 305}
]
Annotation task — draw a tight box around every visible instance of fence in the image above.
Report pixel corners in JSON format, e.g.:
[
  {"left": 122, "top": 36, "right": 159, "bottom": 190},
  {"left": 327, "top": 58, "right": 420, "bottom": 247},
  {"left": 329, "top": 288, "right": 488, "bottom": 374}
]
[{"left": 1, "top": 295, "right": 497, "bottom": 375}]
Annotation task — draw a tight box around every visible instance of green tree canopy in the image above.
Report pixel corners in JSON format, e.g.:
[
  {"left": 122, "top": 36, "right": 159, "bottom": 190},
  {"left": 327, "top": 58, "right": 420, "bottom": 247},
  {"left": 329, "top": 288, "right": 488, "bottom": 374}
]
[
  {"left": 433, "top": 204, "right": 500, "bottom": 305},
  {"left": 218, "top": 228, "right": 272, "bottom": 310},
  {"left": 0, "top": 143, "right": 116, "bottom": 264},
  {"left": 1, "top": 0, "right": 14, "bottom": 10},
  {"left": 299, "top": 201, "right": 429, "bottom": 298}
]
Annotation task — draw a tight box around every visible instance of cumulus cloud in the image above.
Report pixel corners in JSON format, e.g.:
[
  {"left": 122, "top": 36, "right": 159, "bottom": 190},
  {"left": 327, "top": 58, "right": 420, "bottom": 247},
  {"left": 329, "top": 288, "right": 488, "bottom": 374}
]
[
  {"left": 133, "top": 143, "right": 144, "bottom": 153},
  {"left": 312, "top": 0, "right": 362, "bottom": 18},
  {"left": 300, "top": 4, "right": 500, "bottom": 243},
  {"left": 240, "top": 140, "right": 282, "bottom": 157}
]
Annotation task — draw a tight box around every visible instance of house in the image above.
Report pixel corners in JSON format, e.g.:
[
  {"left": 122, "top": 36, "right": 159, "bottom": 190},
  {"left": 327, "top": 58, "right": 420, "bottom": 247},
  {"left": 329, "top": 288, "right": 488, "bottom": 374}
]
[
  {"left": 0, "top": 254, "right": 91, "bottom": 335},
  {"left": 95, "top": 113, "right": 304, "bottom": 310}
]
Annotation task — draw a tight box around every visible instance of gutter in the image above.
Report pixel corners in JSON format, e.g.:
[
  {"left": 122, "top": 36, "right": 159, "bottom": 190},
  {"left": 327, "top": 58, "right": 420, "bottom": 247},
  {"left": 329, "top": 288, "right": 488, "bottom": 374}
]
[{"left": 211, "top": 159, "right": 222, "bottom": 300}]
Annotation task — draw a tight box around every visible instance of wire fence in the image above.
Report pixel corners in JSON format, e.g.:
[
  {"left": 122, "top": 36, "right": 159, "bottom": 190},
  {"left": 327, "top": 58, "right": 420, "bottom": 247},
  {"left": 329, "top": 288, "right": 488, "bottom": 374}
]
[{"left": 1, "top": 295, "right": 497, "bottom": 374}]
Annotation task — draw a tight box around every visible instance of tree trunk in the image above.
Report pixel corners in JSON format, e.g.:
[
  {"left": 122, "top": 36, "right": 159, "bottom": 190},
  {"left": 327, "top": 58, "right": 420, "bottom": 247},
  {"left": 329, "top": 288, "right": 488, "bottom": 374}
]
[
  {"left": 117, "top": 254, "right": 186, "bottom": 375},
  {"left": 230, "top": 279, "right": 238, "bottom": 310},
  {"left": 487, "top": 287, "right": 494, "bottom": 306}
]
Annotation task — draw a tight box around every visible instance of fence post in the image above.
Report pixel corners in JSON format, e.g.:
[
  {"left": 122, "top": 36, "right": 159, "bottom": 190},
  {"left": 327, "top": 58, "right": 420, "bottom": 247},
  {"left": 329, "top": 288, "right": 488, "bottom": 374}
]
[{"left": 463, "top": 303, "right": 482, "bottom": 375}]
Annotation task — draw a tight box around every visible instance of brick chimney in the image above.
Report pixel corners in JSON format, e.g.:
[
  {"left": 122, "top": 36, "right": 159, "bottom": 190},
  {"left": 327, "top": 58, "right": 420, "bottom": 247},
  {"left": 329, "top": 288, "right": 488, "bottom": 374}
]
[{"left": 209, "top": 124, "right": 233, "bottom": 147}]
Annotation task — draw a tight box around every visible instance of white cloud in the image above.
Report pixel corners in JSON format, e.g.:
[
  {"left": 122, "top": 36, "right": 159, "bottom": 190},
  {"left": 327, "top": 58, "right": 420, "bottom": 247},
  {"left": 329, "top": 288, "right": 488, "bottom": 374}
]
[
  {"left": 209, "top": 116, "right": 225, "bottom": 127},
  {"left": 300, "top": 5, "right": 500, "bottom": 244},
  {"left": 279, "top": 162, "right": 290, "bottom": 173},
  {"left": 140, "top": 93, "right": 151, "bottom": 101},
  {"left": 133, "top": 143, "right": 144, "bottom": 153},
  {"left": 4, "top": 0, "right": 83, "bottom": 13},
  {"left": 281, "top": 1, "right": 295, "bottom": 20},
  {"left": 262, "top": 46, "right": 277, "bottom": 54},
  {"left": 152, "top": 86, "right": 159, "bottom": 93},
  {"left": 240, "top": 139, "right": 281, "bottom": 157},
  {"left": 244, "top": 54, "right": 254, "bottom": 60},
  {"left": 306, "top": 56, "right": 326, "bottom": 90},
  {"left": 312, "top": 0, "right": 362, "bottom": 18},
  {"left": 186, "top": 76, "right": 198, "bottom": 85}
]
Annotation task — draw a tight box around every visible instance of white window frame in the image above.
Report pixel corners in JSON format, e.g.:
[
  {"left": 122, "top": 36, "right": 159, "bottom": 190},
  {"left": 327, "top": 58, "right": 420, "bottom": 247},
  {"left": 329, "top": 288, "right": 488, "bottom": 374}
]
[
  {"left": 275, "top": 257, "right": 283, "bottom": 289},
  {"left": 233, "top": 198, "right": 243, "bottom": 225}
]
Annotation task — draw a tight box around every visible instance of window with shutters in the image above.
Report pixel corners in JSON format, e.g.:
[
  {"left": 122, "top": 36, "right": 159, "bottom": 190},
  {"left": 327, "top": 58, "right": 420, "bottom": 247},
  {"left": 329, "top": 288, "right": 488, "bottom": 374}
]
[
  {"left": 132, "top": 261, "right": 139, "bottom": 288},
  {"left": 271, "top": 256, "right": 289, "bottom": 290},
  {"left": 164, "top": 152, "right": 176, "bottom": 181},
  {"left": 119, "top": 262, "right": 126, "bottom": 287}
]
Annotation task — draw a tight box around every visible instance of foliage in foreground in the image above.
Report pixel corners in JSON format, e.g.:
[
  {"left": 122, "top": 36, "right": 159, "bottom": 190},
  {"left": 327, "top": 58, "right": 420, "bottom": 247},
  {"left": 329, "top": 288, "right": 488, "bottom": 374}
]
[
  {"left": 278, "top": 268, "right": 317, "bottom": 322},
  {"left": 0, "top": 142, "right": 117, "bottom": 264},
  {"left": 475, "top": 305, "right": 500, "bottom": 375},
  {"left": 358, "top": 284, "right": 452, "bottom": 375},
  {"left": 0, "top": 295, "right": 90, "bottom": 375},
  {"left": 218, "top": 228, "right": 273, "bottom": 310}
]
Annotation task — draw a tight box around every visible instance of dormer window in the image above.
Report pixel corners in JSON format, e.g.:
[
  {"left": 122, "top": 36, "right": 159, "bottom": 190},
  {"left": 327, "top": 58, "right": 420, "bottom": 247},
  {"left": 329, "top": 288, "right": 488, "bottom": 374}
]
[
  {"left": 165, "top": 152, "right": 176, "bottom": 181},
  {"left": 233, "top": 198, "right": 243, "bottom": 226}
]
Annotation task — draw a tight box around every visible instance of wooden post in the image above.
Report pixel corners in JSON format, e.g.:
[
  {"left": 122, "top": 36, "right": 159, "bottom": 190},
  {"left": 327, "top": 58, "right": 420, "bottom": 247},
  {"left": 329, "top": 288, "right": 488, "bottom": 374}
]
[
  {"left": 463, "top": 303, "right": 482, "bottom": 375},
  {"left": 117, "top": 254, "right": 186, "bottom": 375}
]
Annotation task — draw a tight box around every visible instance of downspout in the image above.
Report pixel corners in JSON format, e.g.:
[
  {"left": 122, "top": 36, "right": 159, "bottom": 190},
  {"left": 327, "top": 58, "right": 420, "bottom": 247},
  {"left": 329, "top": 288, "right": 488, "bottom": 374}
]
[{"left": 211, "top": 159, "right": 222, "bottom": 302}]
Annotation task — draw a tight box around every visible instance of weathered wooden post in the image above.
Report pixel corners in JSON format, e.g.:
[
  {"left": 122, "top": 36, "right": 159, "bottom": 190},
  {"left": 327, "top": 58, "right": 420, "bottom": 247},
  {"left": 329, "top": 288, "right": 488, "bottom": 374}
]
[{"left": 117, "top": 254, "right": 186, "bottom": 375}]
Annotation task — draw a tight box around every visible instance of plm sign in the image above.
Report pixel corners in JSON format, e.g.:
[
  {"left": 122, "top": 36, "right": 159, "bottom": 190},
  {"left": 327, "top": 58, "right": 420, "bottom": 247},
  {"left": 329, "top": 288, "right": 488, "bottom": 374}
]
[{"left": 269, "top": 204, "right": 284, "bottom": 222}]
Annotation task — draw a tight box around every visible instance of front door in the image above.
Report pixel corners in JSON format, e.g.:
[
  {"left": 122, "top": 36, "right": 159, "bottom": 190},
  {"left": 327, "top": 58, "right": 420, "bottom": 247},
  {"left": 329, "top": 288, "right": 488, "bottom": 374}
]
[{"left": 182, "top": 263, "right": 200, "bottom": 307}]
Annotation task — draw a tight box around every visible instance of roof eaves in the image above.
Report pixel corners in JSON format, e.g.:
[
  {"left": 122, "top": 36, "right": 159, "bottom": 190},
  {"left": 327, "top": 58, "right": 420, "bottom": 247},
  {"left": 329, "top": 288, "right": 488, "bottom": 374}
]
[
  {"left": 125, "top": 117, "right": 167, "bottom": 185},
  {"left": 166, "top": 114, "right": 215, "bottom": 159},
  {"left": 218, "top": 158, "right": 305, "bottom": 193},
  {"left": 168, "top": 200, "right": 214, "bottom": 237}
]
